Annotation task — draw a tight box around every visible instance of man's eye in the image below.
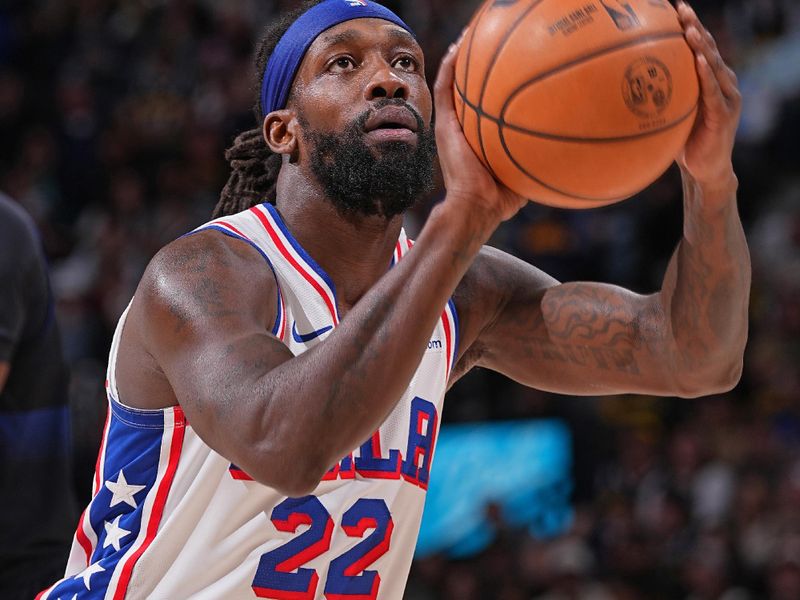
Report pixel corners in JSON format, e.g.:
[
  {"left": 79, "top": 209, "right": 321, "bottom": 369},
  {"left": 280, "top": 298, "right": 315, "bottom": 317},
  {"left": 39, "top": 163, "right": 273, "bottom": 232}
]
[
  {"left": 330, "top": 57, "right": 356, "bottom": 72},
  {"left": 394, "top": 56, "right": 417, "bottom": 71}
]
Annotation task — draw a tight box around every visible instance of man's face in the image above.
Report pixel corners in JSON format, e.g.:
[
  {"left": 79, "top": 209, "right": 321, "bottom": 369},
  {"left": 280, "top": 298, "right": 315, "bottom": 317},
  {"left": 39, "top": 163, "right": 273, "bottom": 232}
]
[{"left": 287, "top": 18, "right": 436, "bottom": 219}]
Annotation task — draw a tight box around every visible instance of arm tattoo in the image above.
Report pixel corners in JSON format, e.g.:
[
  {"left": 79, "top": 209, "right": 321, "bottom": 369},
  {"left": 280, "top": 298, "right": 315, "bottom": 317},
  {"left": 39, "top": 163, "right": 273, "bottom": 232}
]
[
  {"left": 471, "top": 177, "right": 748, "bottom": 393},
  {"left": 541, "top": 284, "right": 643, "bottom": 348}
]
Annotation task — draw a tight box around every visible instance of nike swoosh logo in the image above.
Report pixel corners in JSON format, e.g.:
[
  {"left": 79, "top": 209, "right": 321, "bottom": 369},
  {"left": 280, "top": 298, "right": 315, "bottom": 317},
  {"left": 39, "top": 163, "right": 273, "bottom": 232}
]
[{"left": 292, "top": 322, "right": 333, "bottom": 343}]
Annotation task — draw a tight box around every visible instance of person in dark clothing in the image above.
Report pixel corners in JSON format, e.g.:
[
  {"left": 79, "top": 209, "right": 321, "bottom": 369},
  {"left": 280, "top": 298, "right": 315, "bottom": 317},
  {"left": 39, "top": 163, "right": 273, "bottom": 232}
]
[{"left": 0, "top": 193, "right": 77, "bottom": 598}]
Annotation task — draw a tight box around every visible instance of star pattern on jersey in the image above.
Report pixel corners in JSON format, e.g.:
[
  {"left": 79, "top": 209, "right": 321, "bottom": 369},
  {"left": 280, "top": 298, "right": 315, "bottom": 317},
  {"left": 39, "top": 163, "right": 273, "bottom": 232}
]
[
  {"left": 103, "top": 514, "right": 132, "bottom": 551},
  {"left": 105, "top": 469, "right": 146, "bottom": 508},
  {"left": 56, "top": 595, "right": 78, "bottom": 600},
  {"left": 78, "top": 561, "right": 105, "bottom": 590}
]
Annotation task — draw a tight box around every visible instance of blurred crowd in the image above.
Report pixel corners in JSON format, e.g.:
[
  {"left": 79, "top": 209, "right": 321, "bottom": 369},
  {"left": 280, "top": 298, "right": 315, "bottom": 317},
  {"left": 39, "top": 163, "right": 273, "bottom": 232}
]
[{"left": 0, "top": 0, "right": 798, "bottom": 598}]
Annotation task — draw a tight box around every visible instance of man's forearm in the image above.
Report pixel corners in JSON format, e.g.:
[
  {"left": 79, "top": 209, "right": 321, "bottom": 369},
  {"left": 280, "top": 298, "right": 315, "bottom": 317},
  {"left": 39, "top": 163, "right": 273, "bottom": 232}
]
[
  {"left": 660, "top": 169, "right": 751, "bottom": 392},
  {"left": 257, "top": 199, "right": 497, "bottom": 489}
]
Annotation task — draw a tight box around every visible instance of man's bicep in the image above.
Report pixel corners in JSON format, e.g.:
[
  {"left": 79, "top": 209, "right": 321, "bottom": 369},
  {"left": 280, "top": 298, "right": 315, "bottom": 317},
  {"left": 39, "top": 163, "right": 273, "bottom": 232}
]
[
  {"left": 137, "top": 234, "right": 293, "bottom": 445},
  {"left": 471, "top": 253, "right": 673, "bottom": 395},
  {"left": 450, "top": 247, "right": 558, "bottom": 386}
]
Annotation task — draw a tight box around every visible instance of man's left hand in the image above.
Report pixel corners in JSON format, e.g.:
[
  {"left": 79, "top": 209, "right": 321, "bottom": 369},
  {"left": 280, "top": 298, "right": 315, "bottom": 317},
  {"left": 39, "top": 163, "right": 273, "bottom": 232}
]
[{"left": 676, "top": 1, "right": 742, "bottom": 199}]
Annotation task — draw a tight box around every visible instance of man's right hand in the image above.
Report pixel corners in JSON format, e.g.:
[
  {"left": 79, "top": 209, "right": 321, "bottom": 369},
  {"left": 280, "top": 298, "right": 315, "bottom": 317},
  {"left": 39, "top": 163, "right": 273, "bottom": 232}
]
[{"left": 433, "top": 34, "right": 528, "bottom": 226}]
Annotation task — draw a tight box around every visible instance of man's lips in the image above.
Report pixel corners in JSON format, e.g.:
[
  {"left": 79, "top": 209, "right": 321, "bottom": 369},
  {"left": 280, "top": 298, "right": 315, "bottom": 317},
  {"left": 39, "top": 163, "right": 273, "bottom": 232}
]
[
  {"left": 363, "top": 106, "right": 419, "bottom": 134},
  {"left": 364, "top": 128, "right": 418, "bottom": 142}
]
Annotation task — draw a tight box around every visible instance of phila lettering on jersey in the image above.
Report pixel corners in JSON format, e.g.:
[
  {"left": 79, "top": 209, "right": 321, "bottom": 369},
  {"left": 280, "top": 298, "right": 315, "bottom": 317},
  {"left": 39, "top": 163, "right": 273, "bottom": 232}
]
[{"left": 40, "top": 203, "right": 459, "bottom": 600}]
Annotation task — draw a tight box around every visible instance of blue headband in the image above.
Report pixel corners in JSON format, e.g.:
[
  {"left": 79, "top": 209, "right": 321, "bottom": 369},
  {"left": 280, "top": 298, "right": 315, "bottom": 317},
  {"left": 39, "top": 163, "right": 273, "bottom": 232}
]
[{"left": 260, "top": 0, "right": 413, "bottom": 117}]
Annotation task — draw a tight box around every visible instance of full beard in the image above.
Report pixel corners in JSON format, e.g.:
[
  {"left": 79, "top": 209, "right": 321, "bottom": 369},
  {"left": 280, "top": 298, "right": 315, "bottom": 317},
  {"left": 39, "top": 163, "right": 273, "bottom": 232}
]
[{"left": 305, "top": 100, "right": 437, "bottom": 220}]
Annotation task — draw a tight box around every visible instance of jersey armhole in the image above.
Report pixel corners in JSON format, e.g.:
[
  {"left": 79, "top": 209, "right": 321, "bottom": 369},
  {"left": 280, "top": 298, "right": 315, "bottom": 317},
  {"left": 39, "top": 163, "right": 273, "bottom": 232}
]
[{"left": 186, "top": 225, "right": 286, "bottom": 340}]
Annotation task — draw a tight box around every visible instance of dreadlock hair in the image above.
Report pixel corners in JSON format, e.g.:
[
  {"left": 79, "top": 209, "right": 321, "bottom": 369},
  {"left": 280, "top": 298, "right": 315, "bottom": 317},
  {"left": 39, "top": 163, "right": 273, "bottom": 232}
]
[{"left": 213, "top": 0, "right": 325, "bottom": 219}]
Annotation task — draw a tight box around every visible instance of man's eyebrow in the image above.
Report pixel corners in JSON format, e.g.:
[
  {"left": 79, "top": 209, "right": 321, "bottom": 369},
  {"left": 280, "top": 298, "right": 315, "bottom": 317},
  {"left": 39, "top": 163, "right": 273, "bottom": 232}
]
[{"left": 386, "top": 28, "right": 417, "bottom": 48}]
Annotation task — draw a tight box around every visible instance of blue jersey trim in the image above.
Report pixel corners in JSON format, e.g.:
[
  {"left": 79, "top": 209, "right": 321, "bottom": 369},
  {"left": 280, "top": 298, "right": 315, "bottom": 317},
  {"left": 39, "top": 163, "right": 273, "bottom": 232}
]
[
  {"left": 189, "top": 225, "right": 283, "bottom": 337},
  {"left": 447, "top": 298, "right": 460, "bottom": 371},
  {"left": 291, "top": 322, "right": 333, "bottom": 343},
  {"left": 46, "top": 402, "right": 170, "bottom": 598},
  {"left": 262, "top": 203, "right": 340, "bottom": 320},
  {"left": 109, "top": 395, "right": 168, "bottom": 429}
]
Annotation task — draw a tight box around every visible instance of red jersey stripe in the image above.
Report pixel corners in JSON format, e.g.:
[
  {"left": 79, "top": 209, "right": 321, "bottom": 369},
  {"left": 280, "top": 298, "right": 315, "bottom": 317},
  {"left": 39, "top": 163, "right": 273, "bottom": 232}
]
[
  {"left": 74, "top": 507, "right": 94, "bottom": 565},
  {"left": 250, "top": 206, "right": 339, "bottom": 325},
  {"left": 441, "top": 309, "right": 453, "bottom": 377},
  {"left": 216, "top": 220, "right": 251, "bottom": 240},
  {"left": 278, "top": 289, "right": 287, "bottom": 340},
  {"left": 112, "top": 408, "right": 186, "bottom": 599}
]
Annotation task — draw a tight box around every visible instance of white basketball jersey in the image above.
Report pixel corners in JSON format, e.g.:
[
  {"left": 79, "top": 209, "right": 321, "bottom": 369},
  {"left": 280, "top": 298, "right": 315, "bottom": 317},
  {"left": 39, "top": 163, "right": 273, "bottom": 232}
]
[{"left": 39, "top": 203, "right": 459, "bottom": 600}]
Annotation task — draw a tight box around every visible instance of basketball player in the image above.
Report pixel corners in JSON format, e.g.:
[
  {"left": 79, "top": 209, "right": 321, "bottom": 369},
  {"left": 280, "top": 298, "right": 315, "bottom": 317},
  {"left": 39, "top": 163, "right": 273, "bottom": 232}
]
[{"left": 40, "top": 0, "right": 749, "bottom": 597}]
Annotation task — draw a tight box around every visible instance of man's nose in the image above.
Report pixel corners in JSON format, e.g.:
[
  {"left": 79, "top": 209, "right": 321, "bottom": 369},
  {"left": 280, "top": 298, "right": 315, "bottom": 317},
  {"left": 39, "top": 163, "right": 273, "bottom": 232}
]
[{"left": 364, "top": 66, "right": 409, "bottom": 101}]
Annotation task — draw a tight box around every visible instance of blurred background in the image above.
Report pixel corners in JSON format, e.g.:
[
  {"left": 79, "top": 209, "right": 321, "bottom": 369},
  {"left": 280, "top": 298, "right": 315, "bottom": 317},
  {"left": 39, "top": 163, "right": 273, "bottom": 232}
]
[{"left": 0, "top": 0, "right": 798, "bottom": 598}]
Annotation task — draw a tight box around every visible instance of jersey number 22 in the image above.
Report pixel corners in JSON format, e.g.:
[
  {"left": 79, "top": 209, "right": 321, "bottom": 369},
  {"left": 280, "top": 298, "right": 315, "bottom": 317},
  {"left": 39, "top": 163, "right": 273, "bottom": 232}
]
[{"left": 252, "top": 495, "right": 394, "bottom": 599}]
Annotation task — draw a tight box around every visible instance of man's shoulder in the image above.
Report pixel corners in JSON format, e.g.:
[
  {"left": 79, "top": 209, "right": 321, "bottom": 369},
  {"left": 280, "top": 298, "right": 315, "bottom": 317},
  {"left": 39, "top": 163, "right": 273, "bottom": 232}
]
[
  {"left": 140, "top": 229, "right": 278, "bottom": 314},
  {"left": 130, "top": 228, "right": 280, "bottom": 356},
  {"left": 151, "top": 228, "right": 271, "bottom": 277}
]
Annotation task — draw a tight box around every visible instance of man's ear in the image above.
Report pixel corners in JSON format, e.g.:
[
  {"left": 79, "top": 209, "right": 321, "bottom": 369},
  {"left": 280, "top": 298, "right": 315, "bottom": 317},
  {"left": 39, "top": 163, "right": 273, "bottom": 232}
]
[{"left": 263, "top": 110, "right": 299, "bottom": 159}]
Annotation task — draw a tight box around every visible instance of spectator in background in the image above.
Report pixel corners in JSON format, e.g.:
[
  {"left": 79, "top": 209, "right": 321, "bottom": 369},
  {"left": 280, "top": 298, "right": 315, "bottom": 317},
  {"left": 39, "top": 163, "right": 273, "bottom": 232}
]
[{"left": 0, "top": 193, "right": 78, "bottom": 599}]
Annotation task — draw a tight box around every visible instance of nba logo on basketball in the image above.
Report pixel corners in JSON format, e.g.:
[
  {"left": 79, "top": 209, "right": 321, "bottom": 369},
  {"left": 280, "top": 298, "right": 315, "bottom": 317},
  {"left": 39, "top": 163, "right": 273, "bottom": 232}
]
[
  {"left": 345, "top": 0, "right": 368, "bottom": 6},
  {"left": 600, "top": 0, "right": 641, "bottom": 30}
]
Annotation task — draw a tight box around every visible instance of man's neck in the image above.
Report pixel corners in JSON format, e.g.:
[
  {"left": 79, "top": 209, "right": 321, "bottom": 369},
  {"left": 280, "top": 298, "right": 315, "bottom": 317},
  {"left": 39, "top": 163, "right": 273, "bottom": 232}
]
[{"left": 275, "top": 174, "right": 404, "bottom": 316}]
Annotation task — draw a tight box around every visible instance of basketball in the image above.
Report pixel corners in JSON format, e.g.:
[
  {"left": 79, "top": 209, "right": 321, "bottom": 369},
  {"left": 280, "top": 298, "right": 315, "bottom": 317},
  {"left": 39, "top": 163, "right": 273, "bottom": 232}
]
[{"left": 454, "top": 0, "right": 699, "bottom": 209}]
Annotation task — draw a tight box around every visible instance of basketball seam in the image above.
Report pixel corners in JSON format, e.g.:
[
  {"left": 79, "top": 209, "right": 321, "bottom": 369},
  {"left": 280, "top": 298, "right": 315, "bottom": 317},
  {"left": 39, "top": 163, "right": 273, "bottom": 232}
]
[
  {"left": 475, "top": 0, "right": 548, "bottom": 179},
  {"left": 455, "top": 81, "right": 699, "bottom": 143},
  {"left": 460, "top": 2, "right": 489, "bottom": 124},
  {"left": 461, "top": 7, "right": 692, "bottom": 204},
  {"left": 499, "top": 31, "right": 689, "bottom": 123},
  {"left": 499, "top": 119, "right": 662, "bottom": 203},
  {"left": 457, "top": 79, "right": 678, "bottom": 203},
  {"left": 493, "top": 29, "right": 691, "bottom": 201}
]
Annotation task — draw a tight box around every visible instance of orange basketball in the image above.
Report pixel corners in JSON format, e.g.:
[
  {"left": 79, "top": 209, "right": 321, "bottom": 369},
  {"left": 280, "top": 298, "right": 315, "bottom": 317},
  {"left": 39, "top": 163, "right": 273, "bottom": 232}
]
[{"left": 454, "top": 0, "right": 699, "bottom": 209}]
